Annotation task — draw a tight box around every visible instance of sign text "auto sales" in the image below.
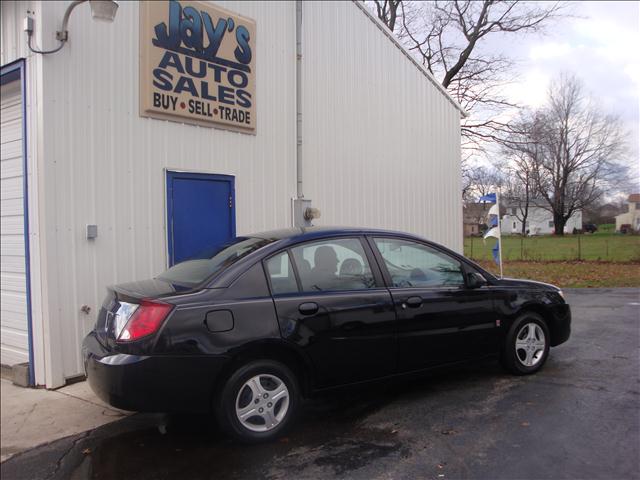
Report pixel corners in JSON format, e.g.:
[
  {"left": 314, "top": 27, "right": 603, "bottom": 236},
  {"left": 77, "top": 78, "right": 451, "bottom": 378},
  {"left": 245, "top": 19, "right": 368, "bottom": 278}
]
[{"left": 140, "top": 0, "right": 256, "bottom": 132}]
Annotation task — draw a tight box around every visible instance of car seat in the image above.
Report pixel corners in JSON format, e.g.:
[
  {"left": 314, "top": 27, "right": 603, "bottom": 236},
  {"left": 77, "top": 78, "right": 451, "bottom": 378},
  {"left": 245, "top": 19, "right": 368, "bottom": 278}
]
[{"left": 339, "top": 258, "right": 363, "bottom": 276}]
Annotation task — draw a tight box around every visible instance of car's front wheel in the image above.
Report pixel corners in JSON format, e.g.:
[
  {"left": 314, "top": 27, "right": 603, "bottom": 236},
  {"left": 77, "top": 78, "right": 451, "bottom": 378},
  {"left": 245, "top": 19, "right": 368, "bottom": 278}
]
[
  {"left": 216, "top": 360, "right": 300, "bottom": 443},
  {"left": 501, "top": 312, "right": 550, "bottom": 375}
]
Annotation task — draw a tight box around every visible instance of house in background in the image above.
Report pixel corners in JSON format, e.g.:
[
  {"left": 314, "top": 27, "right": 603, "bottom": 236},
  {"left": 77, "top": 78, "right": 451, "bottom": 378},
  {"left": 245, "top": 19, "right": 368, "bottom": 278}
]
[
  {"left": 615, "top": 194, "right": 640, "bottom": 232},
  {"left": 501, "top": 203, "right": 582, "bottom": 235},
  {"left": 463, "top": 203, "right": 491, "bottom": 236},
  {"left": 463, "top": 202, "right": 508, "bottom": 236}
]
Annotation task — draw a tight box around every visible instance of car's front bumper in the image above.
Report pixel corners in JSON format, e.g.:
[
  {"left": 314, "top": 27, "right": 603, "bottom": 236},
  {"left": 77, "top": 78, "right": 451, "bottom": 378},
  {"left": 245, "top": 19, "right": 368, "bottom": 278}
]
[{"left": 82, "top": 332, "right": 229, "bottom": 413}]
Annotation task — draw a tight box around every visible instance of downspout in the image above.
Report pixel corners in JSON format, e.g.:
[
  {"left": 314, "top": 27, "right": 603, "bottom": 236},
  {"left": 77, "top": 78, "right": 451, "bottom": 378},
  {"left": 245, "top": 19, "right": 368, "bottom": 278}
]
[{"left": 296, "top": 0, "right": 303, "bottom": 199}]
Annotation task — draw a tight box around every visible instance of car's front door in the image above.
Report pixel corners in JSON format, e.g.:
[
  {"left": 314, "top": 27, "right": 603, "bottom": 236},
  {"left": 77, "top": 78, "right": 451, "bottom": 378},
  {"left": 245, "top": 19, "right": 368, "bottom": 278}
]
[
  {"left": 370, "top": 236, "right": 499, "bottom": 372},
  {"left": 265, "top": 237, "right": 397, "bottom": 388}
]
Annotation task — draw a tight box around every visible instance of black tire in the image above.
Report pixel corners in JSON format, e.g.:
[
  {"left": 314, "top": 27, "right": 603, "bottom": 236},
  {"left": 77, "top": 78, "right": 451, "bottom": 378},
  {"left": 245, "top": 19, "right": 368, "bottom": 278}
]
[
  {"left": 215, "top": 360, "right": 300, "bottom": 443},
  {"left": 501, "top": 312, "right": 550, "bottom": 375}
]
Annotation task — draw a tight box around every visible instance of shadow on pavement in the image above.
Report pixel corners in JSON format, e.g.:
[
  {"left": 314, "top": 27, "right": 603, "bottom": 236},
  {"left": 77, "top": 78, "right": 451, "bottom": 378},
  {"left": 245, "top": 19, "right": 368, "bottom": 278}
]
[{"left": 3, "top": 362, "right": 502, "bottom": 480}]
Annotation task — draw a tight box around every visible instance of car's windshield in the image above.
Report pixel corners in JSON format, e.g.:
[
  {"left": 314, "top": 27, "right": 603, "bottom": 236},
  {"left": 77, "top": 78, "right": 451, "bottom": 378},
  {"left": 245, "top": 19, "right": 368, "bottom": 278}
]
[{"left": 157, "top": 237, "right": 271, "bottom": 287}]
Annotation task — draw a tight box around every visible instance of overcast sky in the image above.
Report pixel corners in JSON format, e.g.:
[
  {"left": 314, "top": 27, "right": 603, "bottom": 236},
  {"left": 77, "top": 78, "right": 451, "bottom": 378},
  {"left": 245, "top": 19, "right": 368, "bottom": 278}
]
[{"left": 486, "top": 1, "right": 639, "bottom": 182}]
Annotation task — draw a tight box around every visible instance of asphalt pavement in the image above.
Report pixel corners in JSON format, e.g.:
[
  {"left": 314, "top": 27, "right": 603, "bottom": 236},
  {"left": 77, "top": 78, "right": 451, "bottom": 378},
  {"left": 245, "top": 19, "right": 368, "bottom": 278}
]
[{"left": 2, "top": 288, "right": 639, "bottom": 480}]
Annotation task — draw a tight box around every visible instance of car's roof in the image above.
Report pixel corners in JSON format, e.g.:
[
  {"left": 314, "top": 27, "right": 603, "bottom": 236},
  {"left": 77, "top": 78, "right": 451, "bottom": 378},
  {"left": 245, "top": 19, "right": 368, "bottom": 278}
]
[{"left": 250, "top": 226, "right": 423, "bottom": 242}]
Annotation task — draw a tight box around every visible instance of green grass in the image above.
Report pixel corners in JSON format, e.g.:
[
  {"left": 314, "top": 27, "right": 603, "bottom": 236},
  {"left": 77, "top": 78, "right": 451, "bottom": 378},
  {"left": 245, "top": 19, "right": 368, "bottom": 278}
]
[
  {"left": 464, "top": 233, "right": 640, "bottom": 262},
  {"left": 597, "top": 223, "right": 615, "bottom": 234}
]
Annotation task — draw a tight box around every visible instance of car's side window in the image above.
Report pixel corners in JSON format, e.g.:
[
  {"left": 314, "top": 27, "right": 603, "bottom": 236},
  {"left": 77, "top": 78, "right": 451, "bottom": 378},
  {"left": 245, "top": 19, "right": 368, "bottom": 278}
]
[
  {"left": 291, "top": 238, "right": 376, "bottom": 292},
  {"left": 373, "top": 238, "right": 465, "bottom": 288},
  {"left": 265, "top": 251, "right": 298, "bottom": 295}
]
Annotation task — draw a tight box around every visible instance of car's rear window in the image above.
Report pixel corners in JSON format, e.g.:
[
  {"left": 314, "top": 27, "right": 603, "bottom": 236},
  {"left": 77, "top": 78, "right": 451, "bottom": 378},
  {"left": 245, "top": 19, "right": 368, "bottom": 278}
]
[{"left": 157, "top": 237, "right": 271, "bottom": 287}]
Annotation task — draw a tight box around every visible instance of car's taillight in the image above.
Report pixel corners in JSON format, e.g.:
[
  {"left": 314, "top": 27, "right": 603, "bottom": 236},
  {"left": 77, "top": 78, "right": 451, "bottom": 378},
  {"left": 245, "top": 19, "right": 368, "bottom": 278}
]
[{"left": 116, "top": 300, "right": 173, "bottom": 342}]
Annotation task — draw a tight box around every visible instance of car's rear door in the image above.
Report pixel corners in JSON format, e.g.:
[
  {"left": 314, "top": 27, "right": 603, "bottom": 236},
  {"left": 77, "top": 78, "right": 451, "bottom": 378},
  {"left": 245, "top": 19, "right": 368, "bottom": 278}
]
[
  {"left": 369, "top": 236, "right": 499, "bottom": 372},
  {"left": 265, "top": 237, "right": 397, "bottom": 388}
]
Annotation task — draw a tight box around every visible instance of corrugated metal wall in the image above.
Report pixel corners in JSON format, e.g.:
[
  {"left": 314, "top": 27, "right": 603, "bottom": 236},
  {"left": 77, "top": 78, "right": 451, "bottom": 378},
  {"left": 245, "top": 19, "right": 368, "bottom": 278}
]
[
  {"left": 2, "top": 0, "right": 462, "bottom": 385},
  {"left": 31, "top": 1, "right": 297, "bottom": 385},
  {"left": 0, "top": 1, "right": 34, "bottom": 63},
  {"left": 302, "top": 1, "right": 462, "bottom": 251}
]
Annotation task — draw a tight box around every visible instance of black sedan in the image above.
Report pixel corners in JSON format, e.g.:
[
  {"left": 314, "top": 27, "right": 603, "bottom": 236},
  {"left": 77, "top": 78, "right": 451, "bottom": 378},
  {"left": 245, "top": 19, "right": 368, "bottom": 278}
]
[{"left": 82, "top": 227, "right": 571, "bottom": 442}]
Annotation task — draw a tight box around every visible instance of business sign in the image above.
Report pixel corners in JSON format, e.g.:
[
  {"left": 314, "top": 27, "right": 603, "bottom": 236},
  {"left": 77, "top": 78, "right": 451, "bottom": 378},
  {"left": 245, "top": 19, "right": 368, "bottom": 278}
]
[{"left": 140, "top": 0, "right": 256, "bottom": 132}]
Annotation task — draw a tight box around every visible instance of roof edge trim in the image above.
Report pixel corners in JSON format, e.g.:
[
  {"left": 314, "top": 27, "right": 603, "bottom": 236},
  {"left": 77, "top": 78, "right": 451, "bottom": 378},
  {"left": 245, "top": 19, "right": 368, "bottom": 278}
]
[{"left": 352, "top": 0, "right": 468, "bottom": 118}]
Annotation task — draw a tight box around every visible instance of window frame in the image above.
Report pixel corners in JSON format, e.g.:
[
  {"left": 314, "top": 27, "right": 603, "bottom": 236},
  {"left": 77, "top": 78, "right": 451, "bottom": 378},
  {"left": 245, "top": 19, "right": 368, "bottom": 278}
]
[
  {"left": 262, "top": 249, "right": 301, "bottom": 297},
  {"left": 366, "top": 235, "right": 472, "bottom": 291},
  {"left": 262, "top": 235, "right": 386, "bottom": 296}
]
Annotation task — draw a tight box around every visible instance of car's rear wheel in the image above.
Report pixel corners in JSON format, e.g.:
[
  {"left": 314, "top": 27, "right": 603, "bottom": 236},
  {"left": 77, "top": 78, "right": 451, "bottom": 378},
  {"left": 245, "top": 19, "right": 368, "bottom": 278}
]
[
  {"left": 501, "top": 312, "right": 550, "bottom": 375},
  {"left": 216, "top": 360, "right": 300, "bottom": 443}
]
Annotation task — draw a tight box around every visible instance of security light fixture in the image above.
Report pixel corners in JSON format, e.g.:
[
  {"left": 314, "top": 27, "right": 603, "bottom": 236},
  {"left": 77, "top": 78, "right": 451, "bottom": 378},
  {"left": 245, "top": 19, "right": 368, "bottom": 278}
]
[
  {"left": 26, "top": 0, "right": 119, "bottom": 54},
  {"left": 304, "top": 207, "right": 321, "bottom": 221},
  {"left": 88, "top": 0, "right": 120, "bottom": 22}
]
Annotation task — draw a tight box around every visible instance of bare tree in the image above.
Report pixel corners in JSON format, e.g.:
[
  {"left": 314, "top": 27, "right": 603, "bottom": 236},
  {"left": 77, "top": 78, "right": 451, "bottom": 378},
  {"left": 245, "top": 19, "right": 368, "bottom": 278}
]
[
  {"left": 499, "top": 114, "right": 540, "bottom": 235},
  {"left": 373, "top": 0, "right": 402, "bottom": 32},
  {"left": 501, "top": 161, "right": 534, "bottom": 235},
  {"left": 464, "top": 165, "right": 504, "bottom": 201},
  {"left": 368, "top": 1, "right": 565, "bottom": 151},
  {"left": 526, "top": 76, "right": 628, "bottom": 235}
]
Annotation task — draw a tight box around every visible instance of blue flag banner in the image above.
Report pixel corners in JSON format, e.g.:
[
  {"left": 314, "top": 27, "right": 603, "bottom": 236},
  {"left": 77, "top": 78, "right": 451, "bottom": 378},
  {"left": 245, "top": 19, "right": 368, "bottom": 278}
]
[
  {"left": 492, "top": 242, "right": 500, "bottom": 265},
  {"left": 484, "top": 226, "right": 500, "bottom": 240},
  {"left": 479, "top": 191, "right": 503, "bottom": 276}
]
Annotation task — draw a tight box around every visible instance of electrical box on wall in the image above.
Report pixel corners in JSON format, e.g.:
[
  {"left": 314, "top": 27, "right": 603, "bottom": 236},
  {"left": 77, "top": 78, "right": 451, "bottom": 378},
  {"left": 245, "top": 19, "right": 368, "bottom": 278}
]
[
  {"left": 86, "top": 224, "right": 98, "bottom": 240},
  {"left": 293, "top": 198, "right": 311, "bottom": 227},
  {"left": 293, "top": 198, "right": 320, "bottom": 227}
]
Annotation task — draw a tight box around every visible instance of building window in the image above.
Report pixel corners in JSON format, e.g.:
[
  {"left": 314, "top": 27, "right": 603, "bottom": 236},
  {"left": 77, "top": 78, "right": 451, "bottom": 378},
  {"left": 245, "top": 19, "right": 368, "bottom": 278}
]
[
  {"left": 511, "top": 208, "right": 517, "bottom": 215},
  {"left": 548, "top": 221, "right": 554, "bottom": 227},
  {"left": 525, "top": 221, "right": 530, "bottom": 228},
  {"left": 513, "top": 222, "right": 516, "bottom": 229}
]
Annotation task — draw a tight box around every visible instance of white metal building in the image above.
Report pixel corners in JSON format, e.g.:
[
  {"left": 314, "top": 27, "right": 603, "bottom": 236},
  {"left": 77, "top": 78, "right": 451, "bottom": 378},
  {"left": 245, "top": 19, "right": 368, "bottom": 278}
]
[
  {"left": 614, "top": 194, "right": 640, "bottom": 232},
  {"left": 501, "top": 206, "right": 583, "bottom": 235},
  {"left": 1, "top": 0, "right": 464, "bottom": 388}
]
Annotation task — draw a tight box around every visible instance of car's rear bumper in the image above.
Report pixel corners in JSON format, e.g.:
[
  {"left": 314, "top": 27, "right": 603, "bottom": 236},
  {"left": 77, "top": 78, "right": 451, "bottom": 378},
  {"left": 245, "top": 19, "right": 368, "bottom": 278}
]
[
  {"left": 549, "top": 304, "right": 571, "bottom": 347},
  {"left": 82, "top": 332, "right": 229, "bottom": 413}
]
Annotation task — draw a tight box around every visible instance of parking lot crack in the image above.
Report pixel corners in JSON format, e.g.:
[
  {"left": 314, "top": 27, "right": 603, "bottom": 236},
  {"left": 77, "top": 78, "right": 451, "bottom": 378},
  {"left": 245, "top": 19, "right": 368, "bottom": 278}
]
[
  {"left": 14, "top": 403, "right": 37, "bottom": 434},
  {"left": 45, "top": 431, "right": 91, "bottom": 480}
]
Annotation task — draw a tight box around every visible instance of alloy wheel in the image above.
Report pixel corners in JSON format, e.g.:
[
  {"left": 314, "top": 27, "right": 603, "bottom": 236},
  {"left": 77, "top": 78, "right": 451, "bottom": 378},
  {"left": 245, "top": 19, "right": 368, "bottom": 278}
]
[
  {"left": 515, "top": 322, "right": 546, "bottom": 367},
  {"left": 235, "top": 374, "right": 290, "bottom": 432}
]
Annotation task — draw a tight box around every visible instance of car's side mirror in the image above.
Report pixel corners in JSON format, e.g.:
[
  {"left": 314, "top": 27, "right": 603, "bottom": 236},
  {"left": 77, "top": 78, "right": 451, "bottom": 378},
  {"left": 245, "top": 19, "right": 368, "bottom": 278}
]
[{"left": 467, "top": 272, "right": 487, "bottom": 289}]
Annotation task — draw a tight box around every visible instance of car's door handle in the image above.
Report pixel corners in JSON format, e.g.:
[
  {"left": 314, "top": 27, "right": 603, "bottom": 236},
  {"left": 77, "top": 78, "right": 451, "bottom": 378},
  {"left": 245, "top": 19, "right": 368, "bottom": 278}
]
[
  {"left": 298, "top": 302, "right": 319, "bottom": 316},
  {"left": 404, "top": 296, "right": 423, "bottom": 309}
]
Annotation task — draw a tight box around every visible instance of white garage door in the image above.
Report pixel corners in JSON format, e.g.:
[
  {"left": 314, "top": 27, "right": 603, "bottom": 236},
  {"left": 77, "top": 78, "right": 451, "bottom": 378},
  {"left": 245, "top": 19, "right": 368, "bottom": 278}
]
[{"left": 0, "top": 79, "right": 29, "bottom": 366}]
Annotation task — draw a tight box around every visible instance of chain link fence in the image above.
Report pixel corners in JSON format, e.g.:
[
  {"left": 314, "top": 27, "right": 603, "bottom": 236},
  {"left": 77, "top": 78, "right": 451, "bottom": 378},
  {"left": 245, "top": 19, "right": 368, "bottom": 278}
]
[{"left": 464, "top": 234, "right": 640, "bottom": 262}]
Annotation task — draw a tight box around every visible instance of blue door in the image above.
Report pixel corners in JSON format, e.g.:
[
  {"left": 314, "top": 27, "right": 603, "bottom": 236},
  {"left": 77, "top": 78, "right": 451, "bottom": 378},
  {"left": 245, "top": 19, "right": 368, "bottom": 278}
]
[{"left": 166, "top": 171, "right": 235, "bottom": 266}]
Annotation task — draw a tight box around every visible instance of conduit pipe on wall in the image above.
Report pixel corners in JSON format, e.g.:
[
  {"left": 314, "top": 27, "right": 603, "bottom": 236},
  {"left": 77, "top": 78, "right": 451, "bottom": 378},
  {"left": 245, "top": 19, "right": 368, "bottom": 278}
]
[
  {"left": 295, "top": 0, "right": 303, "bottom": 199},
  {"left": 293, "top": 1, "right": 320, "bottom": 227}
]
